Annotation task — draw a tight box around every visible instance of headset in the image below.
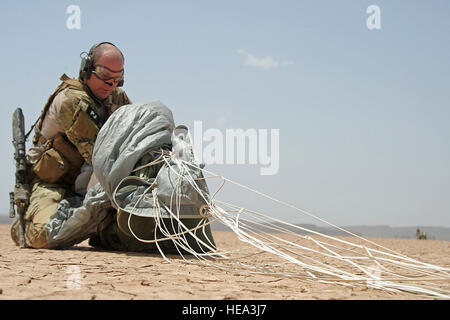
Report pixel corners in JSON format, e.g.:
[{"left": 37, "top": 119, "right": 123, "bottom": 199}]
[{"left": 79, "top": 42, "right": 125, "bottom": 87}]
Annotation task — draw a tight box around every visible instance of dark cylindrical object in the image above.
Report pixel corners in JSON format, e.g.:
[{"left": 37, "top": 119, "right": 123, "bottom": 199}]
[
  {"left": 9, "top": 192, "right": 15, "bottom": 218},
  {"left": 13, "top": 108, "right": 27, "bottom": 184}
]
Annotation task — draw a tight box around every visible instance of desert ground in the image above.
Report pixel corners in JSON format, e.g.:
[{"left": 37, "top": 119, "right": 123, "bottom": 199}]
[{"left": 0, "top": 224, "right": 449, "bottom": 300}]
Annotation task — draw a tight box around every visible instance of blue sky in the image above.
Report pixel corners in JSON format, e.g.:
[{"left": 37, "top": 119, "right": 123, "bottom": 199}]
[{"left": 1, "top": 1, "right": 449, "bottom": 227}]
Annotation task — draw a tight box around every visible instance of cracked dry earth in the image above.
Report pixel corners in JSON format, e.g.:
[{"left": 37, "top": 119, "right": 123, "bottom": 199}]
[{"left": 0, "top": 224, "right": 449, "bottom": 300}]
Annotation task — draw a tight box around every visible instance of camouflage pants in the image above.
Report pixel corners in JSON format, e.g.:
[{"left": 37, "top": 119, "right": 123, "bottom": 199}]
[
  {"left": 9, "top": 180, "right": 163, "bottom": 251},
  {"left": 10, "top": 180, "right": 71, "bottom": 248},
  {"left": 10, "top": 181, "right": 216, "bottom": 253}
]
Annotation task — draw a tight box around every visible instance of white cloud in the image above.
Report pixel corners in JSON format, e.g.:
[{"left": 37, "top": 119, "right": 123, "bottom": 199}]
[{"left": 237, "top": 49, "right": 293, "bottom": 70}]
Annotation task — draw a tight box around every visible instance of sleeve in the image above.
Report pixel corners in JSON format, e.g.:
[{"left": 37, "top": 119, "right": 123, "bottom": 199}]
[
  {"left": 121, "top": 90, "right": 132, "bottom": 105},
  {"left": 40, "top": 91, "right": 66, "bottom": 140},
  {"left": 109, "top": 88, "right": 132, "bottom": 113}
]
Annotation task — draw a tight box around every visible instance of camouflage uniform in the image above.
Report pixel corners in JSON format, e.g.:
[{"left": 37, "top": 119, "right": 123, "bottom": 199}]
[{"left": 11, "top": 74, "right": 131, "bottom": 248}]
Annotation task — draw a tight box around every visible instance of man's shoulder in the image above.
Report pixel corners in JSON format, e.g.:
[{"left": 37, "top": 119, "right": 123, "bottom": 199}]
[
  {"left": 57, "top": 86, "right": 93, "bottom": 110},
  {"left": 56, "top": 86, "right": 95, "bottom": 128},
  {"left": 111, "top": 87, "right": 131, "bottom": 106},
  {"left": 63, "top": 85, "right": 91, "bottom": 101}
]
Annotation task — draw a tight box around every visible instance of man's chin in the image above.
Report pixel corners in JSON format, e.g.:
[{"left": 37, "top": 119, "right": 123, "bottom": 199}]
[{"left": 96, "top": 91, "right": 111, "bottom": 100}]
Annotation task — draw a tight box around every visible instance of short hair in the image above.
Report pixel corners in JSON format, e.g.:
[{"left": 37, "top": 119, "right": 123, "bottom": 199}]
[{"left": 92, "top": 43, "right": 124, "bottom": 64}]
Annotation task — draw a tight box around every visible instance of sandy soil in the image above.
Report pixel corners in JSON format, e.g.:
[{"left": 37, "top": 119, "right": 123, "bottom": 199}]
[{"left": 0, "top": 224, "right": 449, "bottom": 300}]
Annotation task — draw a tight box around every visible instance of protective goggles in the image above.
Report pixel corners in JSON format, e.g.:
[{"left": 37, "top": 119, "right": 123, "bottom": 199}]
[{"left": 92, "top": 65, "right": 124, "bottom": 84}]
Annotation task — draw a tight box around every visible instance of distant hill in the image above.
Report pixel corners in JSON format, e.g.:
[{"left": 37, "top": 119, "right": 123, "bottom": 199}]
[
  {"left": 341, "top": 225, "right": 450, "bottom": 241},
  {"left": 1, "top": 214, "right": 449, "bottom": 241},
  {"left": 210, "top": 221, "right": 450, "bottom": 241}
]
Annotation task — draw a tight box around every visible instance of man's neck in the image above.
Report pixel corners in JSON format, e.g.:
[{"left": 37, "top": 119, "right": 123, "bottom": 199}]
[{"left": 83, "top": 83, "right": 109, "bottom": 105}]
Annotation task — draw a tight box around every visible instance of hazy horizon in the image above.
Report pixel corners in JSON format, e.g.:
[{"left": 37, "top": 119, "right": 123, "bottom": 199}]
[{"left": 1, "top": 1, "right": 449, "bottom": 228}]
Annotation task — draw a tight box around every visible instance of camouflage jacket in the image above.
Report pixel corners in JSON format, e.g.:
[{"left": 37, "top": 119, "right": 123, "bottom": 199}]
[{"left": 28, "top": 74, "right": 131, "bottom": 166}]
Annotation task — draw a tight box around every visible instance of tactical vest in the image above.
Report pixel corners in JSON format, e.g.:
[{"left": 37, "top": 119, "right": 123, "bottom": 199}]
[{"left": 30, "top": 74, "right": 104, "bottom": 185}]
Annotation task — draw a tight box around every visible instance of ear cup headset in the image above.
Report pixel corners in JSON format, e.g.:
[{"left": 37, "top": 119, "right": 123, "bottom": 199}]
[{"left": 79, "top": 42, "right": 124, "bottom": 87}]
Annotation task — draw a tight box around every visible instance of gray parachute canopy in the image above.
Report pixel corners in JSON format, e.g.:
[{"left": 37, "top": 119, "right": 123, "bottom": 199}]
[
  {"left": 93, "top": 100, "right": 175, "bottom": 200},
  {"left": 45, "top": 101, "right": 211, "bottom": 248}
]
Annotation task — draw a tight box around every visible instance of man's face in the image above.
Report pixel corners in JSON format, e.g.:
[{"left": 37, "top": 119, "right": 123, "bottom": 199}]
[{"left": 85, "top": 52, "right": 124, "bottom": 100}]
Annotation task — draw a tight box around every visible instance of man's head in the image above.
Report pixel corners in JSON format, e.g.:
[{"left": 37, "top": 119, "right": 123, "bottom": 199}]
[{"left": 81, "top": 42, "right": 125, "bottom": 100}]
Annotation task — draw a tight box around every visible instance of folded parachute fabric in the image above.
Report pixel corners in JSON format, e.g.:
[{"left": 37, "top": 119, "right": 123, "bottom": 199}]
[
  {"left": 45, "top": 101, "right": 215, "bottom": 252},
  {"left": 93, "top": 101, "right": 175, "bottom": 200}
]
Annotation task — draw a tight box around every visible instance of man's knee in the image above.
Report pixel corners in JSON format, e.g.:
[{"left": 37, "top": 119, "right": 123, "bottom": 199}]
[
  {"left": 10, "top": 182, "right": 66, "bottom": 248},
  {"left": 10, "top": 219, "right": 51, "bottom": 249}
]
